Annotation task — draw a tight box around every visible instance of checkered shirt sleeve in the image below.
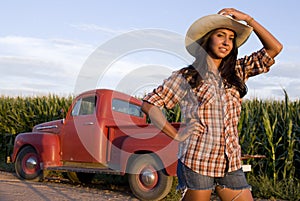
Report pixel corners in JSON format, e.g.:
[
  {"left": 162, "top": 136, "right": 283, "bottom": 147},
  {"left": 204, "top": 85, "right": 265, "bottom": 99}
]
[
  {"left": 143, "top": 71, "right": 188, "bottom": 109},
  {"left": 236, "top": 48, "right": 275, "bottom": 81}
]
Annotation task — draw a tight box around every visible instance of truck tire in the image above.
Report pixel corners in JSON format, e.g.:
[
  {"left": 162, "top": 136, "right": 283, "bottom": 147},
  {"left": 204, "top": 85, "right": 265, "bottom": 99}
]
[
  {"left": 66, "top": 172, "right": 95, "bottom": 184},
  {"left": 15, "top": 146, "right": 43, "bottom": 181},
  {"left": 128, "top": 154, "right": 173, "bottom": 201}
]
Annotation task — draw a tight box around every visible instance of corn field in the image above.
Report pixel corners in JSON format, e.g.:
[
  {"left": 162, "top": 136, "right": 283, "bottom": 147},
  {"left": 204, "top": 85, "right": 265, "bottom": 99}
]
[
  {"left": 238, "top": 91, "right": 300, "bottom": 181},
  {"left": 0, "top": 92, "right": 299, "bottom": 200},
  {"left": 0, "top": 95, "right": 72, "bottom": 135},
  {"left": 237, "top": 92, "right": 300, "bottom": 200},
  {"left": 0, "top": 95, "right": 73, "bottom": 162}
]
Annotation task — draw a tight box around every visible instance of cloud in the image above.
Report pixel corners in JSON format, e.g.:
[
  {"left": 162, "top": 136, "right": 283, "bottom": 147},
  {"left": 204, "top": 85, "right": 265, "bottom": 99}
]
[
  {"left": 268, "top": 62, "right": 299, "bottom": 79},
  {"left": 71, "top": 23, "right": 128, "bottom": 35},
  {"left": 244, "top": 62, "right": 300, "bottom": 100},
  {"left": 0, "top": 36, "right": 94, "bottom": 96}
]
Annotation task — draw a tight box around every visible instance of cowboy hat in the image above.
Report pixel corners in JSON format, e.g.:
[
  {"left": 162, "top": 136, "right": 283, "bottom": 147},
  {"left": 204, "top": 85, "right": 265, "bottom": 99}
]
[{"left": 185, "top": 14, "right": 253, "bottom": 57}]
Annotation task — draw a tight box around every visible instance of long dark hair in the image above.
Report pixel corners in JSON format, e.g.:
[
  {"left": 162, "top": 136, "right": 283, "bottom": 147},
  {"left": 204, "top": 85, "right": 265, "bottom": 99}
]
[{"left": 181, "top": 29, "right": 248, "bottom": 98}]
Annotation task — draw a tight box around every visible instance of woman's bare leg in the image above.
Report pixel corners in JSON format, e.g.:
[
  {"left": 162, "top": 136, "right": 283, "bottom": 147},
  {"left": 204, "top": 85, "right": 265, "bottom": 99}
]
[
  {"left": 181, "top": 189, "right": 212, "bottom": 201},
  {"left": 216, "top": 185, "right": 253, "bottom": 201}
]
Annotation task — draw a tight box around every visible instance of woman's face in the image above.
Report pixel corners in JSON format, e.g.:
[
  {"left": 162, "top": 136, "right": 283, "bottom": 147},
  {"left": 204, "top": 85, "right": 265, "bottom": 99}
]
[{"left": 207, "top": 28, "right": 235, "bottom": 60}]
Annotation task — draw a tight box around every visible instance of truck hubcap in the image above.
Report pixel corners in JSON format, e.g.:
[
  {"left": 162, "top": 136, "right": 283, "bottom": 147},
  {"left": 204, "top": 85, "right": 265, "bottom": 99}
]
[
  {"left": 140, "top": 168, "right": 157, "bottom": 188},
  {"left": 25, "top": 157, "right": 38, "bottom": 170}
]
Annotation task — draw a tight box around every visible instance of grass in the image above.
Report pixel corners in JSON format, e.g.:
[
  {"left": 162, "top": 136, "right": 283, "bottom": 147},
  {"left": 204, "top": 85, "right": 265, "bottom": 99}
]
[
  {"left": 0, "top": 161, "right": 14, "bottom": 172},
  {"left": 249, "top": 174, "right": 300, "bottom": 201}
]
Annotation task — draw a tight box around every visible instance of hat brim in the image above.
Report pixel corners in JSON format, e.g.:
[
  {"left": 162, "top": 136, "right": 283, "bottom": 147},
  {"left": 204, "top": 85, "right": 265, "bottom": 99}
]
[{"left": 185, "top": 14, "right": 253, "bottom": 57}]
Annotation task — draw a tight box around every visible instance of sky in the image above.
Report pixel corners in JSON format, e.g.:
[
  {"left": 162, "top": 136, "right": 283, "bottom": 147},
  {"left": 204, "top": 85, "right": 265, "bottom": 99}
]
[{"left": 0, "top": 0, "right": 299, "bottom": 100}]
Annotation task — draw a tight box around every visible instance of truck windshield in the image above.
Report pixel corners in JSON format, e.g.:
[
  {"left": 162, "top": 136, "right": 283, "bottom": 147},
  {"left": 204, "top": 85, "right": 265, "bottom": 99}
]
[{"left": 72, "top": 96, "right": 97, "bottom": 116}]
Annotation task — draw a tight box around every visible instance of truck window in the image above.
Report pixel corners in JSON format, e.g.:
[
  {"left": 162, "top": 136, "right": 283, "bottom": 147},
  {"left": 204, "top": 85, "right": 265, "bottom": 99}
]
[
  {"left": 71, "top": 96, "right": 97, "bottom": 116},
  {"left": 112, "top": 99, "right": 143, "bottom": 117}
]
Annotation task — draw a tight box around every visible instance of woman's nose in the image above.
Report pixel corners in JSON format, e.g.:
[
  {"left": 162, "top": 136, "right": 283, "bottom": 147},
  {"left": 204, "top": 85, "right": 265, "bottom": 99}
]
[{"left": 223, "top": 38, "right": 230, "bottom": 46}]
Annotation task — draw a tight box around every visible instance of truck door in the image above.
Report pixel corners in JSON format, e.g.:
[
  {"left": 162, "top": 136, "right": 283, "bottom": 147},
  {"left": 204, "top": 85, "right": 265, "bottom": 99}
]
[{"left": 61, "top": 95, "right": 102, "bottom": 163}]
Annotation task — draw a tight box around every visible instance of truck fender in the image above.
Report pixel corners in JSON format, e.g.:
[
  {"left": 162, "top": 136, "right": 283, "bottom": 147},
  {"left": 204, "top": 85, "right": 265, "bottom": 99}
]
[
  {"left": 119, "top": 135, "right": 178, "bottom": 176},
  {"left": 12, "top": 132, "right": 61, "bottom": 168}
]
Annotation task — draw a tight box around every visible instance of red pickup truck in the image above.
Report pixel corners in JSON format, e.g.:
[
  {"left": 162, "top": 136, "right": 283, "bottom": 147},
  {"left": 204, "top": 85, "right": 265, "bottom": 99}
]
[{"left": 11, "top": 89, "right": 181, "bottom": 201}]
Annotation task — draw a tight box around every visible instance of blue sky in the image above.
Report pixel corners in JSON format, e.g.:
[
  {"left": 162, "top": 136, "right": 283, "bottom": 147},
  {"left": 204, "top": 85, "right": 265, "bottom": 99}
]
[{"left": 0, "top": 1, "right": 299, "bottom": 100}]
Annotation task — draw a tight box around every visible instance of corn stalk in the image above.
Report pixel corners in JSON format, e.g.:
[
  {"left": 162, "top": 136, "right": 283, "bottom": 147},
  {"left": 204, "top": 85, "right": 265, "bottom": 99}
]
[
  {"left": 262, "top": 105, "right": 280, "bottom": 185},
  {"left": 281, "top": 90, "right": 296, "bottom": 180}
]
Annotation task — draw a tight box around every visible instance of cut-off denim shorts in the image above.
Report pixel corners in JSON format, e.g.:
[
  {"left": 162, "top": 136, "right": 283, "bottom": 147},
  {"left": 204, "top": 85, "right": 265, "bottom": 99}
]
[{"left": 177, "top": 160, "right": 251, "bottom": 191}]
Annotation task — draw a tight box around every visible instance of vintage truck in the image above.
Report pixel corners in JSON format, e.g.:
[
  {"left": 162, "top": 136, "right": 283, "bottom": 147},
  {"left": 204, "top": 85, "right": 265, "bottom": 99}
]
[{"left": 11, "top": 89, "right": 181, "bottom": 201}]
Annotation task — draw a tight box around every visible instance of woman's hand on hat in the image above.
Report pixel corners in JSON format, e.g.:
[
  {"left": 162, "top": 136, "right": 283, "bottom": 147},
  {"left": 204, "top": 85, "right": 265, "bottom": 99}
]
[{"left": 218, "top": 8, "right": 253, "bottom": 24}]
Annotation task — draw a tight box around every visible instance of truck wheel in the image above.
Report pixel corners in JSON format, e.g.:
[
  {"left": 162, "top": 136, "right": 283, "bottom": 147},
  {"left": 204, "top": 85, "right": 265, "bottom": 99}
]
[
  {"left": 66, "top": 172, "right": 95, "bottom": 184},
  {"left": 15, "top": 146, "right": 43, "bottom": 181},
  {"left": 128, "top": 154, "right": 173, "bottom": 201}
]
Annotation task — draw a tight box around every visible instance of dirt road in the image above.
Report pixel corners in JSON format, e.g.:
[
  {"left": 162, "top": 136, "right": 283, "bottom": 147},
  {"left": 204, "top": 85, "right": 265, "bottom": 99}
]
[
  {"left": 0, "top": 171, "right": 139, "bottom": 201},
  {"left": 0, "top": 171, "right": 286, "bottom": 201}
]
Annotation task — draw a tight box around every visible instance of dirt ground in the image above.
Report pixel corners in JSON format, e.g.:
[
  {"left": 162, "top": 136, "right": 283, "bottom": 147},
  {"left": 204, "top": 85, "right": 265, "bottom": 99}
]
[
  {"left": 0, "top": 170, "right": 286, "bottom": 201},
  {"left": 0, "top": 171, "right": 139, "bottom": 201}
]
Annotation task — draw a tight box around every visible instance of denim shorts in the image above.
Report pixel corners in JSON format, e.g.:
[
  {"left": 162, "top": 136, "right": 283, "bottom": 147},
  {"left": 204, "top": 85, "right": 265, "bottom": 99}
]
[{"left": 177, "top": 160, "right": 251, "bottom": 191}]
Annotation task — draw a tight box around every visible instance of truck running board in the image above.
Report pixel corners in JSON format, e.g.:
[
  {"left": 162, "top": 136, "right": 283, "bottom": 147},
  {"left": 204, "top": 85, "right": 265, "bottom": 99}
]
[{"left": 45, "top": 166, "right": 123, "bottom": 175}]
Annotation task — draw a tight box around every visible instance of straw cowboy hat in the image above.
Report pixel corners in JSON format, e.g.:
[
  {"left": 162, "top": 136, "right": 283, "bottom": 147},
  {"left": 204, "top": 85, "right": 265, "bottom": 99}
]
[{"left": 185, "top": 14, "right": 253, "bottom": 57}]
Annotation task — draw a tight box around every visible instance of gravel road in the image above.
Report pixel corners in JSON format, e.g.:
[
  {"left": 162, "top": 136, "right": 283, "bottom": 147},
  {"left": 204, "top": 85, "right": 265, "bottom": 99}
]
[{"left": 0, "top": 171, "right": 139, "bottom": 201}]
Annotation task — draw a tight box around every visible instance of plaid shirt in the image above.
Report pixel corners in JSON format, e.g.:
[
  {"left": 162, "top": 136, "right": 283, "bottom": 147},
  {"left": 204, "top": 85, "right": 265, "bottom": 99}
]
[{"left": 143, "top": 48, "right": 275, "bottom": 177}]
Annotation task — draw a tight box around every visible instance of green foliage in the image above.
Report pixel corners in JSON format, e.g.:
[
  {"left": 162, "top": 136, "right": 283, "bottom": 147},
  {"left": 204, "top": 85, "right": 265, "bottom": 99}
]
[
  {"left": 162, "top": 178, "right": 181, "bottom": 201},
  {"left": 0, "top": 91, "right": 299, "bottom": 200},
  {"left": 0, "top": 95, "right": 73, "bottom": 135},
  {"left": 238, "top": 93, "right": 299, "bottom": 182},
  {"left": 237, "top": 92, "right": 300, "bottom": 200},
  {"left": 164, "top": 104, "right": 181, "bottom": 123},
  {"left": 249, "top": 174, "right": 300, "bottom": 201}
]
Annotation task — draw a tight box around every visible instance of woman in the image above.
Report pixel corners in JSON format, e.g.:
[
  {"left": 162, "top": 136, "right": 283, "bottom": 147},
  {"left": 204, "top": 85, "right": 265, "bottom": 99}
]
[{"left": 141, "top": 8, "right": 282, "bottom": 201}]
